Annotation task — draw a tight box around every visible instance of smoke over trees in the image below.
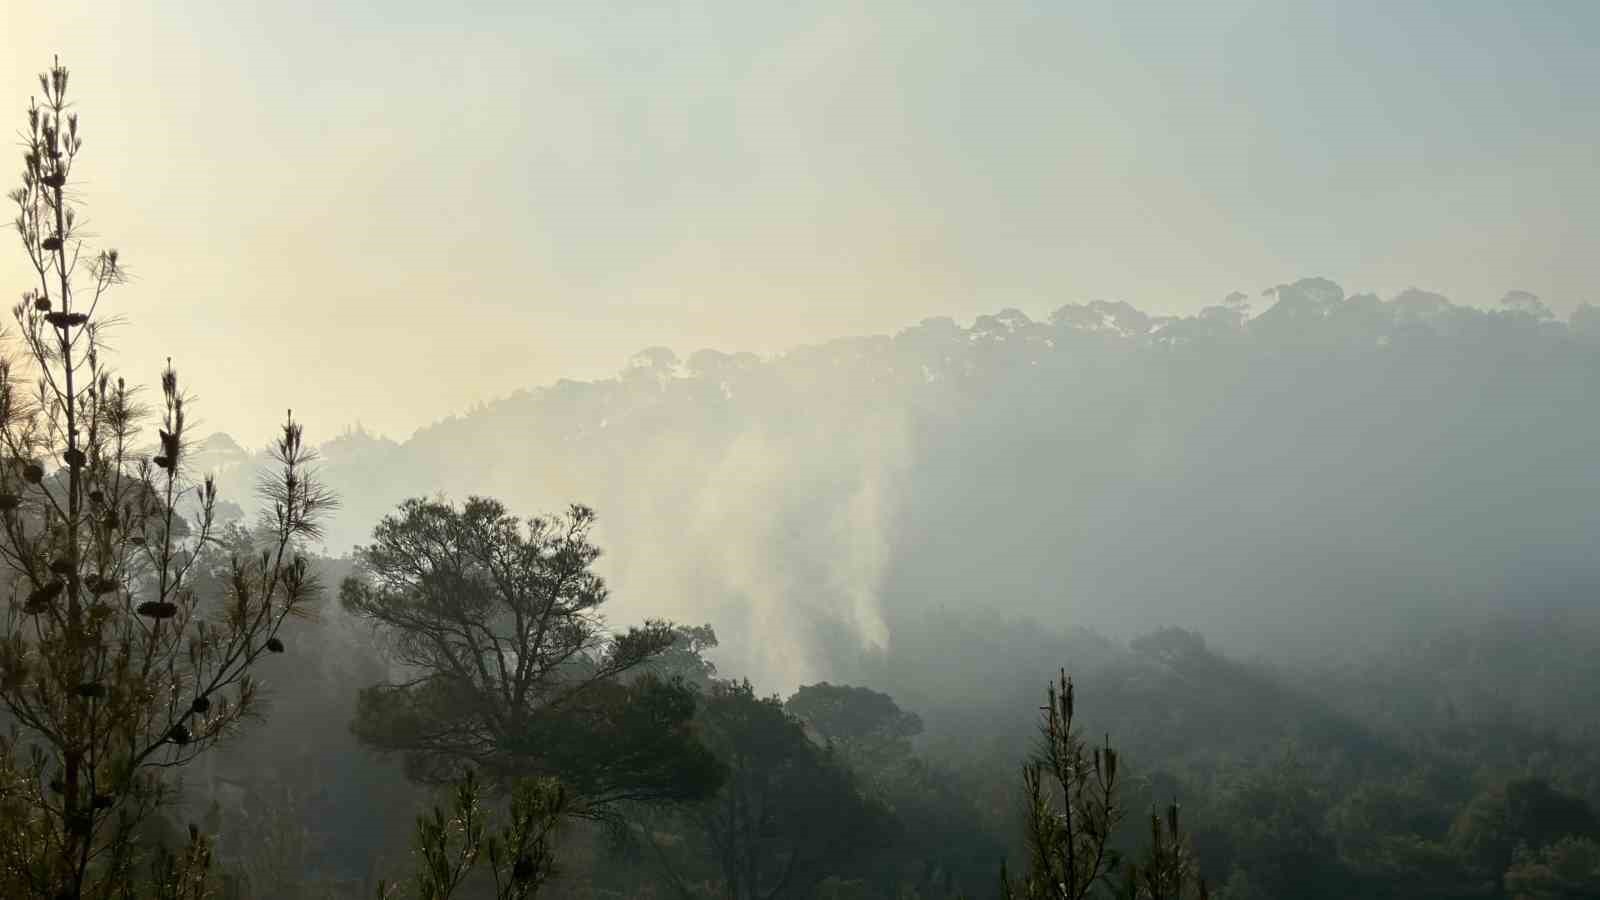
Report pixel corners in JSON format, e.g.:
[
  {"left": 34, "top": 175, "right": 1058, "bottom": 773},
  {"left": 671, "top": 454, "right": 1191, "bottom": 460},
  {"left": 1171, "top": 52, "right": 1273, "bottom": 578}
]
[{"left": 7, "top": 48, "right": 1600, "bottom": 900}]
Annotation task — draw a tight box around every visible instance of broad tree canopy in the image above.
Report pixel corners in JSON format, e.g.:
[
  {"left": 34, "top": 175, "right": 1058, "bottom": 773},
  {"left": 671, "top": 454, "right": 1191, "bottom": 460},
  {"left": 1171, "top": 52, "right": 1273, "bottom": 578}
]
[{"left": 342, "top": 496, "right": 721, "bottom": 811}]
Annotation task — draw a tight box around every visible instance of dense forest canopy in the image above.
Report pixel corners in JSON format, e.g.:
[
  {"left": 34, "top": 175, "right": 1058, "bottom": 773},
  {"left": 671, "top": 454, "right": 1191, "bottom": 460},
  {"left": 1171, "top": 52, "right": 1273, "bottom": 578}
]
[
  {"left": 9, "top": 34, "right": 1600, "bottom": 898},
  {"left": 196, "top": 281, "right": 1600, "bottom": 692}
]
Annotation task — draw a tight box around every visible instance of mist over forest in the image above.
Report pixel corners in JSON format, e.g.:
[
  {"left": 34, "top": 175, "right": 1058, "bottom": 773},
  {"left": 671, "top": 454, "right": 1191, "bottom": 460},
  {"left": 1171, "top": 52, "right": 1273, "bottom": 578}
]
[
  {"left": 7, "top": 6, "right": 1600, "bottom": 897},
  {"left": 199, "top": 280, "right": 1600, "bottom": 695},
  {"left": 120, "top": 278, "right": 1600, "bottom": 899}
]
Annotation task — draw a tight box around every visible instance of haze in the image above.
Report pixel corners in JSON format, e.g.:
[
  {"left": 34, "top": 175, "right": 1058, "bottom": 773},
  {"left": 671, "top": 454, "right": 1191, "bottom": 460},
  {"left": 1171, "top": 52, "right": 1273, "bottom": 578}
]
[
  {"left": 6, "top": 0, "right": 1600, "bottom": 896},
  {"left": 5, "top": 1, "right": 1596, "bottom": 442}
]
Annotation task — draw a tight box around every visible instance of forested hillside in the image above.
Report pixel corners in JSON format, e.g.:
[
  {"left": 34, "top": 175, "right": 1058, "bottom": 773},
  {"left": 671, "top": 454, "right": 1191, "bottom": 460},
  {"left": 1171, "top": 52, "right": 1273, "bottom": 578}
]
[
  {"left": 201, "top": 281, "right": 1600, "bottom": 692},
  {"left": 8, "top": 42, "right": 1600, "bottom": 899}
]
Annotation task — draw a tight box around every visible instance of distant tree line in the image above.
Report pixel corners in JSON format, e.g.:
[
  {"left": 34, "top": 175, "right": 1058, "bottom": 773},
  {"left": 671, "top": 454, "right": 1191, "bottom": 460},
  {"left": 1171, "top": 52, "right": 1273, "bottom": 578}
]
[{"left": 7, "top": 58, "right": 1600, "bottom": 900}]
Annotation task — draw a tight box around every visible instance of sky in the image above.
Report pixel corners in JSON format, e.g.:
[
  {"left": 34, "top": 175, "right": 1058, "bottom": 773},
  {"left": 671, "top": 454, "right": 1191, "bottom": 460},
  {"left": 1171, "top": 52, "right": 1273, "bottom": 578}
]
[{"left": 2, "top": 1, "right": 1596, "bottom": 443}]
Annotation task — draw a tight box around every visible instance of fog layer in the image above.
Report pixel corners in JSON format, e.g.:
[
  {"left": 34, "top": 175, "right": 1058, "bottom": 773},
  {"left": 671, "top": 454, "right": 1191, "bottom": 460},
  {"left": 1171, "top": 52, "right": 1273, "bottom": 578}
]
[{"left": 197, "top": 278, "right": 1600, "bottom": 691}]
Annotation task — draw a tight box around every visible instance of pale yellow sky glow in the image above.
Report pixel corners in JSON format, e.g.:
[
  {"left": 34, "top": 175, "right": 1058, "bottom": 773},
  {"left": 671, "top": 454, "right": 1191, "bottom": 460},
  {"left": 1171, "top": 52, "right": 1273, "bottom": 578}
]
[{"left": 5, "top": 1, "right": 1596, "bottom": 444}]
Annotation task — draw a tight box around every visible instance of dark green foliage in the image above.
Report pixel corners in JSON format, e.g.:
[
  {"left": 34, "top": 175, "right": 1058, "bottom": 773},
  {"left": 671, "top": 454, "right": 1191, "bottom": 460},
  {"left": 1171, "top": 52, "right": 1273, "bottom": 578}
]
[
  {"left": 376, "top": 770, "right": 565, "bottom": 900},
  {"left": 1202, "top": 756, "right": 1345, "bottom": 899},
  {"left": 499, "top": 674, "right": 726, "bottom": 809},
  {"left": 785, "top": 682, "right": 923, "bottom": 752},
  {"left": 1117, "top": 804, "right": 1208, "bottom": 900},
  {"left": 1449, "top": 778, "right": 1600, "bottom": 883},
  {"left": 343, "top": 496, "right": 721, "bottom": 814},
  {"left": 631, "top": 624, "right": 721, "bottom": 692},
  {"left": 1503, "top": 837, "right": 1600, "bottom": 898},
  {"left": 652, "top": 680, "right": 893, "bottom": 900},
  {"left": 784, "top": 681, "right": 997, "bottom": 897}
]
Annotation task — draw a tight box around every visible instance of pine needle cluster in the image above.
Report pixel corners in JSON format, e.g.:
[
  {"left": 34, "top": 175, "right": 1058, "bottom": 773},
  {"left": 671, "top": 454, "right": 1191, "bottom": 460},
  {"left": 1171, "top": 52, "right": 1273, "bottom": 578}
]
[{"left": 1002, "top": 671, "right": 1209, "bottom": 900}]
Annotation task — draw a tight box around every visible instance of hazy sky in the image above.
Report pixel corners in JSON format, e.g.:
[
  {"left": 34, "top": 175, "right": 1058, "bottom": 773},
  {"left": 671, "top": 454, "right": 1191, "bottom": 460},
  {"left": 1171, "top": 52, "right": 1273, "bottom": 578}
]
[{"left": 3, "top": 1, "right": 1595, "bottom": 442}]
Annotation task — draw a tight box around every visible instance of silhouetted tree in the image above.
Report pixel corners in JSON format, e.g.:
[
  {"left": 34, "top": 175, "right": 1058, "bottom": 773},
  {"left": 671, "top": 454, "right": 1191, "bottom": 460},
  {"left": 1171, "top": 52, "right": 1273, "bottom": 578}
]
[
  {"left": 785, "top": 682, "right": 923, "bottom": 754},
  {"left": 631, "top": 623, "right": 720, "bottom": 691},
  {"left": 0, "top": 58, "right": 334, "bottom": 899},
  {"left": 342, "top": 497, "right": 721, "bottom": 813},
  {"left": 1002, "top": 671, "right": 1123, "bottom": 900},
  {"left": 643, "top": 679, "right": 896, "bottom": 896},
  {"left": 786, "top": 683, "right": 997, "bottom": 898},
  {"left": 656, "top": 680, "right": 890, "bottom": 900},
  {"left": 1002, "top": 671, "right": 1207, "bottom": 900}
]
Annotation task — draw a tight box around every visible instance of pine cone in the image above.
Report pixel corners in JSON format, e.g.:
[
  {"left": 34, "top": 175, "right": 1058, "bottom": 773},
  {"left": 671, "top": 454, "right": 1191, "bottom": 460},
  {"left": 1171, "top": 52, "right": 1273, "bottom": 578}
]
[
  {"left": 136, "top": 600, "right": 177, "bottom": 620},
  {"left": 24, "top": 581, "right": 64, "bottom": 613},
  {"left": 44, "top": 311, "right": 88, "bottom": 328}
]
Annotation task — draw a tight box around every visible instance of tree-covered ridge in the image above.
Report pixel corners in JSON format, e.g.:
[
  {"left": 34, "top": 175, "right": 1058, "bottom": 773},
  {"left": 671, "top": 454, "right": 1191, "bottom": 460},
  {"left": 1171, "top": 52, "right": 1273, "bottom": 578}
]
[
  {"left": 195, "top": 279, "right": 1600, "bottom": 692},
  {"left": 11, "top": 50, "right": 1600, "bottom": 900}
]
